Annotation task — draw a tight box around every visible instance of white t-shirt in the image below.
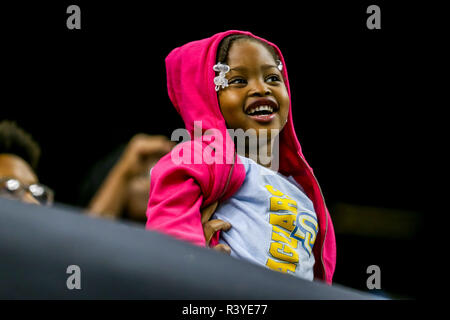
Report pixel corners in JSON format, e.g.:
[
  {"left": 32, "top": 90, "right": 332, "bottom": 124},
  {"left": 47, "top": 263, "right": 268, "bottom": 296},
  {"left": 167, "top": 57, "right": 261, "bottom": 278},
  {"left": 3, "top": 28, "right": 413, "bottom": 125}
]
[{"left": 212, "top": 155, "right": 318, "bottom": 281}]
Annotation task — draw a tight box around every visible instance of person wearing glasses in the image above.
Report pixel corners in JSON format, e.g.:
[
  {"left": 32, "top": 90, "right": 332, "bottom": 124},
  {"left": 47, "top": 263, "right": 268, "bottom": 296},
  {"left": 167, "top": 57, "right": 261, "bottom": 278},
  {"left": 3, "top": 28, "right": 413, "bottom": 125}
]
[{"left": 0, "top": 120, "right": 53, "bottom": 206}]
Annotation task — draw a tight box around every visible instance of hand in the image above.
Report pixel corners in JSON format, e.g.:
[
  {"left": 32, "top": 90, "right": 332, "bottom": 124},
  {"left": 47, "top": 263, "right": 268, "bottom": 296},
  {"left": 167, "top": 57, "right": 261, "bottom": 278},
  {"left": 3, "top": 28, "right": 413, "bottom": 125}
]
[
  {"left": 118, "top": 134, "right": 175, "bottom": 178},
  {"left": 87, "top": 134, "right": 175, "bottom": 219},
  {"left": 201, "top": 201, "right": 231, "bottom": 255}
]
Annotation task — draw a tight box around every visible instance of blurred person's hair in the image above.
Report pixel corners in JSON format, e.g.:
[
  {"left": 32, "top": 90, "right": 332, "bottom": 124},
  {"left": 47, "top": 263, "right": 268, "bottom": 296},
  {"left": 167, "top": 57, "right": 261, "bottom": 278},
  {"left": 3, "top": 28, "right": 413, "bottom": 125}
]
[{"left": 0, "top": 120, "right": 41, "bottom": 170}]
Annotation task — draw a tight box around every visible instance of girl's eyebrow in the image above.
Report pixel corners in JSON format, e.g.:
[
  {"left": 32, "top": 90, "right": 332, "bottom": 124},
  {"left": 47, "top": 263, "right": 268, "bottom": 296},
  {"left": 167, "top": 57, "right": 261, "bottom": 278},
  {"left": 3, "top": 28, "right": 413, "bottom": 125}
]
[
  {"left": 261, "top": 64, "right": 278, "bottom": 70},
  {"left": 230, "top": 66, "right": 247, "bottom": 72}
]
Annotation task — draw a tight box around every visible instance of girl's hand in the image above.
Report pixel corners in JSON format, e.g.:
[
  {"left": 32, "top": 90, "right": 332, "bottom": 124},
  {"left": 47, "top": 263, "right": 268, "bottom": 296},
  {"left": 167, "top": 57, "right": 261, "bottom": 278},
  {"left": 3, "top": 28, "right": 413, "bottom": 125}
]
[{"left": 201, "top": 201, "right": 232, "bottom": 255}]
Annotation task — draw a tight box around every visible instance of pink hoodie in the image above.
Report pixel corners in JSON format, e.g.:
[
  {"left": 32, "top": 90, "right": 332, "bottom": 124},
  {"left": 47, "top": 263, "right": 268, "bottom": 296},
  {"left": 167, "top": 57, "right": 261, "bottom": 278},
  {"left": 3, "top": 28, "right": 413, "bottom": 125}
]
[{"left": 146, "top": 30, "right": 336, "bottom": 284}]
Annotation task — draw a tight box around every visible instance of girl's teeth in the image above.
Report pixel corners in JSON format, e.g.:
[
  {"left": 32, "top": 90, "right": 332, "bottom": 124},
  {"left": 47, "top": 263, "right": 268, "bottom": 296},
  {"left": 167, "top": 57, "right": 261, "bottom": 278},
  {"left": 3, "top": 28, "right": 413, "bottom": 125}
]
[{"left": 248, "top": 105, "right": 274, "bottom": 115}]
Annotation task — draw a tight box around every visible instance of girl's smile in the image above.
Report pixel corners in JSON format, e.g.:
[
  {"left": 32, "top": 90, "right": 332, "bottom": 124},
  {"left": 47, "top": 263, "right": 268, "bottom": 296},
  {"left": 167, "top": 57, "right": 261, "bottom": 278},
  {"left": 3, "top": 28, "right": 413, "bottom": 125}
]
[{"left": 244, "top": 97, "right": 279, "bottom": 123}]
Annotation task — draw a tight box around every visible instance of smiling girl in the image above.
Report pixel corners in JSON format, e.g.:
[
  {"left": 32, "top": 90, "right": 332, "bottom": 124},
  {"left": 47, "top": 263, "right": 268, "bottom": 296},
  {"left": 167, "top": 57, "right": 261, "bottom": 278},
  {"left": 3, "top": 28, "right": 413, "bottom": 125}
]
[{"left": 146, "top": 30, "right": 336, "bottom": 284}]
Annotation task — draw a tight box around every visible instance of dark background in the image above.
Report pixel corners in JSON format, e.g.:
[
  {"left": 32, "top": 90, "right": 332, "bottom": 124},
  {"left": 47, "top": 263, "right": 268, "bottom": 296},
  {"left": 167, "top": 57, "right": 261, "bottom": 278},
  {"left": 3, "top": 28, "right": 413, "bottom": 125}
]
[{"left": 2, "top": 1, "right": 439, "bottom": 298}]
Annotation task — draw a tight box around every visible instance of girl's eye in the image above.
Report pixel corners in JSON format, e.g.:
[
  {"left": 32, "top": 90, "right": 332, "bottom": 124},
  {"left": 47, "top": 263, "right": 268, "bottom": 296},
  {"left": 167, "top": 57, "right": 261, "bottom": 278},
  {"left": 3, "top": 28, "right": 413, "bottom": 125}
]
[
  {"left": 229, "top": 78, "right": 247, "bottom": 85},
  {"left": 266, "top": 75, "right": 281, "bottom": 83}
]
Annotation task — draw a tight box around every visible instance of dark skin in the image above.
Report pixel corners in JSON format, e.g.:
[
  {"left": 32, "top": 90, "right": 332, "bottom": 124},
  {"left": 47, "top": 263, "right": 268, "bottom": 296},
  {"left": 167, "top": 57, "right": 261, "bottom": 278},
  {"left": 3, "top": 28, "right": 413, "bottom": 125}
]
[
  {"left": 218, "top": 39, "right": 290, "bottom": 166},
  {"left": 0, "top": 154, "right": 40, "bottom": 205},
  {"left": 201, "top": 201, "right": 231, "bottom": 254}
]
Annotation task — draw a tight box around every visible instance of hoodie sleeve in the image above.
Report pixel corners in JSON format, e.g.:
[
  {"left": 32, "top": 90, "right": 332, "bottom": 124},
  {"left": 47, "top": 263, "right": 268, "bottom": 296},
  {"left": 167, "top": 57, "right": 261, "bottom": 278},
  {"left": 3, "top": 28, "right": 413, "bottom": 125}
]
[{"left": 145, "top": 142, "right": 213, "bottom": 247}]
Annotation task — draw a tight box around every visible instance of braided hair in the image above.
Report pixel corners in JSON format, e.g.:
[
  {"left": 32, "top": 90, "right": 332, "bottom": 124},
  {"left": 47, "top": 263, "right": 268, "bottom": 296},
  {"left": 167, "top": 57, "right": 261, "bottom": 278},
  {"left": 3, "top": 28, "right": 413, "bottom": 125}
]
[{"left": 216, "top": 34, "right": 280, "bottom": 65}]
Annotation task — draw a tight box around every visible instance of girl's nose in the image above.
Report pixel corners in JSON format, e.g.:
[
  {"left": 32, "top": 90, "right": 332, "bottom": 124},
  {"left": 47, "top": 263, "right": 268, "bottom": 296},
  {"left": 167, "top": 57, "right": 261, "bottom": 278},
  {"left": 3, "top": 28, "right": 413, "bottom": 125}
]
[{"left": 249, "top": 79, "right": 271, "bottom": 97}]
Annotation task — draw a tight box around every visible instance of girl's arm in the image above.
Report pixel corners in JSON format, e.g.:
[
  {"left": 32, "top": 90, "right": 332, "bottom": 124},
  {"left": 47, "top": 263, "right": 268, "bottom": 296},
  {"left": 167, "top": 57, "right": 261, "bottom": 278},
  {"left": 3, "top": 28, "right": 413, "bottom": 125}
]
[
  {"left": 147, "top": 172, "right": 206, "bottom": 246},
  {"left": 145, "top": 145, "right": 214, "bottom": 247}
]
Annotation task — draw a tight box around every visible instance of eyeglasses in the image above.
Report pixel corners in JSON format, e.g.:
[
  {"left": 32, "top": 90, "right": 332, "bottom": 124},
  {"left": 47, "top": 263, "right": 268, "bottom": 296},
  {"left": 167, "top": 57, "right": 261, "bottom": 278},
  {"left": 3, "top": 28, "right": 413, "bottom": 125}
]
[{"left": 0, "top": 177, "right": 54, "bottom": 205}]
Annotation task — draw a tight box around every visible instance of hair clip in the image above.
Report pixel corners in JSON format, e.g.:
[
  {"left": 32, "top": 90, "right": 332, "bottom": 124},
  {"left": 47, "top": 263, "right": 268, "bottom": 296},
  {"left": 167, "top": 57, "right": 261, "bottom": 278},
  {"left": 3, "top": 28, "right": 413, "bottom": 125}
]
[
  {"left": 276, "top": 60, "right": 283, "bottom": 72},
  {"left": 213, "top": 62, "right": 230, "bottom": 91}
]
